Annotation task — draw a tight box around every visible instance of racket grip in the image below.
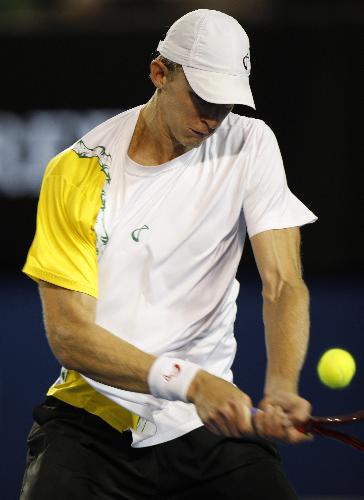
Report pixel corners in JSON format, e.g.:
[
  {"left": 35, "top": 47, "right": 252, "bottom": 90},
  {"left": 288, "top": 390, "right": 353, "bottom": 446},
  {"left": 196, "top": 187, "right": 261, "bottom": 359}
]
[
  {"left": 250, "top": 407, "right": 261, "bottom": 434},
  {"left": 249, "top": 406, "right": 307, "bottom": 437},
  {"left": 250, "top": 407, "right": 262, "bottom": 416}
]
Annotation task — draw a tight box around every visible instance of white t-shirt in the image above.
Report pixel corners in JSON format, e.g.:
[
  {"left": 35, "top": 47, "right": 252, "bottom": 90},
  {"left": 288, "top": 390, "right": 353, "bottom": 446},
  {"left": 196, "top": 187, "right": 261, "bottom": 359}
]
[{"left": 76, "top": 105, "right": 317, "bottom": 447}]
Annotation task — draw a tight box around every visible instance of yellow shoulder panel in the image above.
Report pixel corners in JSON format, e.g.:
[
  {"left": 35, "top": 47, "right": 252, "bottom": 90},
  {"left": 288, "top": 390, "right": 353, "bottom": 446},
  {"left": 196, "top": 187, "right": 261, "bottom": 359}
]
[
  {"left": 22, "top": 149, "right": 105, "bottom": 297},
  {"left": 25, "top": 147, "right": 139, "bottom": 434}
]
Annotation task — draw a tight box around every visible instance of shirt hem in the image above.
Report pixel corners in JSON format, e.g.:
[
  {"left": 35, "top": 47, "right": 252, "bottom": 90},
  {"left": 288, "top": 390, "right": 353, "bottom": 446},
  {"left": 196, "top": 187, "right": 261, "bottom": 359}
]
[
  {"left": 131, "top": 418, "right": 204, "bottom": 448},
  {"left": 22, "top": 264, "right": 98, "bottom": 297},
  {"left": 248, "top": 215, "right": 317, "bottom": 239}
]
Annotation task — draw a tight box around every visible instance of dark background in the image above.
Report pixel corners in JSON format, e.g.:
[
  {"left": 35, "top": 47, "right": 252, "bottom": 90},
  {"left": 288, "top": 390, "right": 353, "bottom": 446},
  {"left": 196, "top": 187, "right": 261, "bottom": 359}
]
[{"left": 0, "top": 1, "right": 363, "bottom": 499}]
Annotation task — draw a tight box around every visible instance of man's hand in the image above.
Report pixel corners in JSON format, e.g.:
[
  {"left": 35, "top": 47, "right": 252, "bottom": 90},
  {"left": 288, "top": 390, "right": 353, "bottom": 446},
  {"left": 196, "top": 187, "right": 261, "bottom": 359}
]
[
  {"left": 187, "top": 370, "right": 253, "bottom": 438},
  {"left": 255, "top": 391, "right": 313, "bottom": 444}
]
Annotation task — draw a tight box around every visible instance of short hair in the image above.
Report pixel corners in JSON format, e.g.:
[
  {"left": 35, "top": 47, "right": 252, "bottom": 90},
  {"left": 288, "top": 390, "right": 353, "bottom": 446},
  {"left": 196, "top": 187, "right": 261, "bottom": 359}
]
[{"left": 154, "top": 53, "right": 182, "bottom": 80}]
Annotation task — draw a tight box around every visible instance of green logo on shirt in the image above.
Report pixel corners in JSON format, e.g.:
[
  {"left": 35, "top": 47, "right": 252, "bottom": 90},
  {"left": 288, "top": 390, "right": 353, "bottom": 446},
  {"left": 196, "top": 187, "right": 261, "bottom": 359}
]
[{"left": 131, "top": 225, "right": 149, "bottom": 242}]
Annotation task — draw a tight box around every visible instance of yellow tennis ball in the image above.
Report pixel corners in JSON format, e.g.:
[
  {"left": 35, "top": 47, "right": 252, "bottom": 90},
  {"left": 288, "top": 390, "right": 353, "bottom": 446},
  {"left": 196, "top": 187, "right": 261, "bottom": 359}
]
[{"left": 317, "top": 348, "right": 356, "bottom": 389}]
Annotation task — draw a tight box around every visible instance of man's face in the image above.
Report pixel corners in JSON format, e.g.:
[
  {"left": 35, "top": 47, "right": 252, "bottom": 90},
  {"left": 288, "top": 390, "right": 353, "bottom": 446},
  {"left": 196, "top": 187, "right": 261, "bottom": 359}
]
[{"left": 159, "top": 68, "right": 234, "bottom": 148}]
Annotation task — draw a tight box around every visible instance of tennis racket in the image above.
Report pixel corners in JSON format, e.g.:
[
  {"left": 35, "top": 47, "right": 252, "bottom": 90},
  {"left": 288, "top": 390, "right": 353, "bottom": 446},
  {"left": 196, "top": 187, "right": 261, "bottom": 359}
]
[
  {"left": 297, "top": 410, "right": 364, "bottom": 451},
  {"left": 251, "top": 408, "right": 364, "bottom": 452}
]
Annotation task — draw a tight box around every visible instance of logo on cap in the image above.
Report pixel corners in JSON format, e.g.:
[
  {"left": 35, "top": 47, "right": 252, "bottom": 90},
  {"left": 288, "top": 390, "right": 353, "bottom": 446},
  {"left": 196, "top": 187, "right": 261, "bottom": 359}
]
[{"left": 243, "top": 52, "right": 251, "bottom": 75}]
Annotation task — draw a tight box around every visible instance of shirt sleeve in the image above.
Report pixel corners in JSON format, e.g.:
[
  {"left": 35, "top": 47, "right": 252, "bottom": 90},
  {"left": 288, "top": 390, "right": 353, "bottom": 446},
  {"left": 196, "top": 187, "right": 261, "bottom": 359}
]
[
  {"left": 22, "top": 163, "right": 102, "bottom": 297},
  {"left": 242, "top": 122, "right": 317, "bottom": 238}
]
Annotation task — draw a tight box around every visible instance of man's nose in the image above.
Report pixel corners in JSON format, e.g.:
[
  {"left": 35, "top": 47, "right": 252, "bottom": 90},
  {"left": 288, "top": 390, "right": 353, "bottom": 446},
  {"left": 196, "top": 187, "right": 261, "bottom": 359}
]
[
  {"left": 200, "top": 105, "right": 227, "bottom": 130},
  {"left": 203, "top": 116, "right": 220, "bottom": 131}
]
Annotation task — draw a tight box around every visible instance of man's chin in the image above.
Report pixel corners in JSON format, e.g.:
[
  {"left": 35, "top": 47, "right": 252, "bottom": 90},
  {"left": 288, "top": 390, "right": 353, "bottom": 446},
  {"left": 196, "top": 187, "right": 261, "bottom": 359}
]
[
  {"left": 183, "top": 134, "right": 205, "bottom": 147},
  {"left": 173, "top": 131, "right": 204, "bottom": 150}
]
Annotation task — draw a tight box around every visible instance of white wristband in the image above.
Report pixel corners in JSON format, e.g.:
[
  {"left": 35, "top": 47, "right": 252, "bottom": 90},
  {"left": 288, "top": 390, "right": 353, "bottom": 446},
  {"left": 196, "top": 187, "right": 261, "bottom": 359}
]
[{"left": 148, "top": 357, "right": 201, "bottom": 402}]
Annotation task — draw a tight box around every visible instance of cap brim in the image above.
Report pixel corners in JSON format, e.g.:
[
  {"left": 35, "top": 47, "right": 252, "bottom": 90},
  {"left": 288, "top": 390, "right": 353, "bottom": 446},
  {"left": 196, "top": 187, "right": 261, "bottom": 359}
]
[{"left": 183, "top": 66, "right": 255, "bottom": 109}]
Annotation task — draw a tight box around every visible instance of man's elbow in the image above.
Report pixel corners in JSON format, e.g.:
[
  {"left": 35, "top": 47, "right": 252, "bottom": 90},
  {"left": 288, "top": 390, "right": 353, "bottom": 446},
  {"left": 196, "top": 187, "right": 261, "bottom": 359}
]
[
  {"left": 45, "top": 322, "right": 81, "bottom": 370},
  {"left": 262, "top": 274, "right": 309, "bottom": 304}
]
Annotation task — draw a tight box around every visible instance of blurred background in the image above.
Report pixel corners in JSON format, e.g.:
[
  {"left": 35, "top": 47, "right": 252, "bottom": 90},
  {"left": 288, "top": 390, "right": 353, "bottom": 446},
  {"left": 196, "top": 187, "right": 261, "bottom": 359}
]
[{"left": 0, "top": 1, "right": 363, "bottom": 499}]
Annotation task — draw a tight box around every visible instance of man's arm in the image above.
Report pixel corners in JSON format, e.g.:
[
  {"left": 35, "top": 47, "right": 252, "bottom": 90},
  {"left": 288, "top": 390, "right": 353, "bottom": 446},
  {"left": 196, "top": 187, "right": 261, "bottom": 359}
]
[
  {"left": 250, "top": 226, "right": 312, "bottom": 441},
  {"left": 39, "top": 280, "right": 254, "bottom": 437},
  {"left": 251, "top": 226, "right": 309, "bottom": 393},
  {"left": 39, "top": 281, "right": 155, "bottom": 393}
]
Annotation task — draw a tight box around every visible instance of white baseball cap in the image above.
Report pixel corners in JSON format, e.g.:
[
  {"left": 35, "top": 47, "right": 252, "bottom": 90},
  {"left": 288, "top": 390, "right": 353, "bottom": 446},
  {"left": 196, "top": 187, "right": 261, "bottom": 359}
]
[{"left": 157, "top": 9, "right": 255, "bottom": 109}]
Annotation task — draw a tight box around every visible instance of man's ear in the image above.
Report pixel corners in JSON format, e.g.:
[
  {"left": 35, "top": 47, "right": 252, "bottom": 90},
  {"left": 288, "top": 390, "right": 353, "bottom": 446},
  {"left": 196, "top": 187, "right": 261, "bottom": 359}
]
[{"left": 149, "top": 59, "right": 169, "bottom": 90}]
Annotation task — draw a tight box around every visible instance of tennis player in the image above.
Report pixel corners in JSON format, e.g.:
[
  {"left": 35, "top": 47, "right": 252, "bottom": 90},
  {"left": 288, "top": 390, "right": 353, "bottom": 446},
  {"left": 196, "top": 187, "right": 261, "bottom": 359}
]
[{"left": 20, "top": 9, "right": 317, "bottom": 500}]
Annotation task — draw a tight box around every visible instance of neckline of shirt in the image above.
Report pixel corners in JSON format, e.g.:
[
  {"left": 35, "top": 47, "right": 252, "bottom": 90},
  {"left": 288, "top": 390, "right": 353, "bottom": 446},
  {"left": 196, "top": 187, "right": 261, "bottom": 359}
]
[
  {"left": 124, "top": 105, "right": 198, "bottom": 177},
  {"left": 125, "top": 150, "right": 197, "bottom": 177}
]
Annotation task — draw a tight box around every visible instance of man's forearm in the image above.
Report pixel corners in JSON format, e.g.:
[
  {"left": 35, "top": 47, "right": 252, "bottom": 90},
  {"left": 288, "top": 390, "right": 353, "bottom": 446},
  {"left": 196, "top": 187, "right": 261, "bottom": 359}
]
[
  {"left": 47, "top": 319, "right": 156, "bottom": 394},
  {"left": 39, "top": 282, "right": 156, "bottom": 394},
  {"left": 262, "top": 279, "right": 310, "bottom": 395}
]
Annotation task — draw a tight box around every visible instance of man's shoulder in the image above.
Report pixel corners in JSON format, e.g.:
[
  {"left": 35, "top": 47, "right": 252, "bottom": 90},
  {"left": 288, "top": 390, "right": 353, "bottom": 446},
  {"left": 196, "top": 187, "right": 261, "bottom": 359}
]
[
  {"left": 225, "top": 112, "right": 272, "bottom": 137},
  {"left": 78, "top": 105, "right": 142, "bottom": 152},
  {"left": 215, "top": 112, "right": 275, "bottom": 153},
  {"left": 40, "top": 147, "right": 105, "bottom": 194},
  {"left": 42, "top": 105, "right": 143, "bottom": 187}
]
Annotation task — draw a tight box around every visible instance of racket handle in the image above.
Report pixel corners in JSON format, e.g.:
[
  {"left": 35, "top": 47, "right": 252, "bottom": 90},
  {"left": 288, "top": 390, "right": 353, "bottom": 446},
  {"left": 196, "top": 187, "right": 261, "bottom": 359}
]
[
  {"left": 250, "top": 407, "right": 262, "bottom": 416},
  {"left": 250, "top": 407, "right": 307, "bottom": 433},
  {"left": 250, "top": 407, "right": 262, "bottom": 434}
]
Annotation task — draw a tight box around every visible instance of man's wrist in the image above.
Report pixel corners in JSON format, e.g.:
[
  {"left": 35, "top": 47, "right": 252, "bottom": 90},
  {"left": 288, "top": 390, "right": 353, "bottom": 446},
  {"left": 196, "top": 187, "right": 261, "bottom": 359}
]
[
  {"left": 148, "top": 356, "right": 202, "bottom": 402},
  {"left": 186, "top": 368, "right": 207, "bottom": 403},
  {"left": 264, "top": 375, "right": 299, "bottom": 395}
]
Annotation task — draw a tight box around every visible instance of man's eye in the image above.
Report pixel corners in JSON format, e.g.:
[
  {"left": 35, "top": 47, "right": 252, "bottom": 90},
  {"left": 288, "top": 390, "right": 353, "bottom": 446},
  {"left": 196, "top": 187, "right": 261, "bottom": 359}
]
[
  {"left": 190, "top": 92, "right": 233, "bottom": 112},
  {"left": 191, "top": 92, "right": 205, "bottom": 103}
]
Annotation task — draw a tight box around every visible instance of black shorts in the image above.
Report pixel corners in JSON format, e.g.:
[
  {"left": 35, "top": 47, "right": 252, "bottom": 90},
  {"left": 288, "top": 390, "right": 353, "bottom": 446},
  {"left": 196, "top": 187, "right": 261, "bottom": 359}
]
[{"left": 20, "top": 396, "right": 298, "bottom": 500}]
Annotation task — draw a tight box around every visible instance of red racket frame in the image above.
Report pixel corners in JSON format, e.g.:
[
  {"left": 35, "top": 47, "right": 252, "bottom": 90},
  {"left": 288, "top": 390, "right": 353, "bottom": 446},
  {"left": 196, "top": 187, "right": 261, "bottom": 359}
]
[
  {"left": 251, "top": 407, "right": 364, "bottom": 451},
  {"left": 297, "top": 410, "right": 364, "bottom": 451}
]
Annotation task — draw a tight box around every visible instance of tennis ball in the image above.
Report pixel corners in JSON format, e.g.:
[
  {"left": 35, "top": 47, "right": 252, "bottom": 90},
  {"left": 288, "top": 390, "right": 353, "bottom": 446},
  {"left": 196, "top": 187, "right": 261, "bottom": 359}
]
[{"left": 317, "top": 348, "right": 356, "bottom": 389}]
